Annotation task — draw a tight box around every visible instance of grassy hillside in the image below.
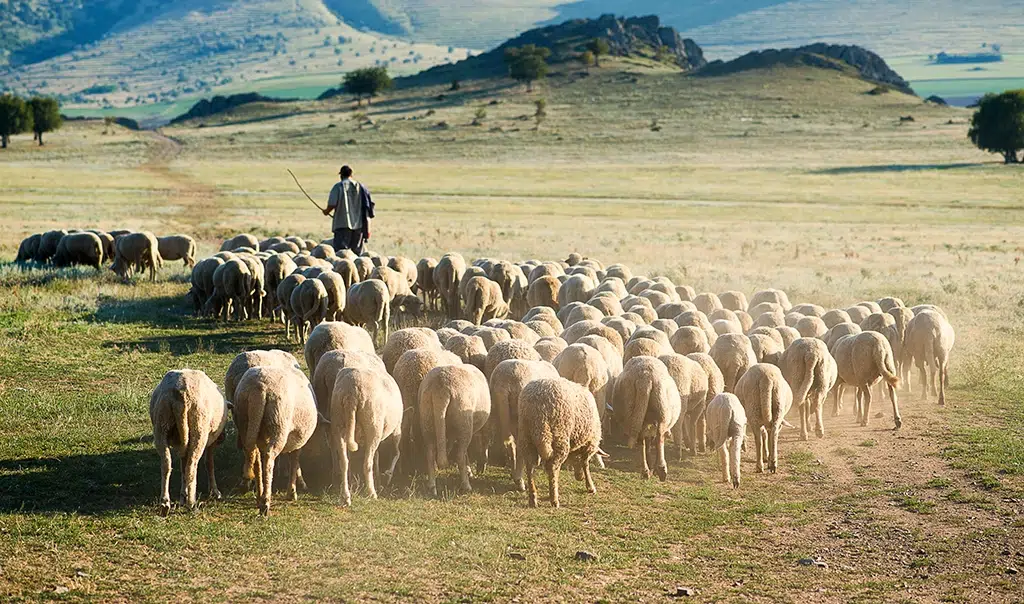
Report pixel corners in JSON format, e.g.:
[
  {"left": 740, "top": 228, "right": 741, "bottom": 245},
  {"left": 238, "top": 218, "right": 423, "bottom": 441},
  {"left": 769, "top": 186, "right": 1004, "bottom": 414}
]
[{"left": 0, "top": 63, "right": 1023, "bottom": 601}]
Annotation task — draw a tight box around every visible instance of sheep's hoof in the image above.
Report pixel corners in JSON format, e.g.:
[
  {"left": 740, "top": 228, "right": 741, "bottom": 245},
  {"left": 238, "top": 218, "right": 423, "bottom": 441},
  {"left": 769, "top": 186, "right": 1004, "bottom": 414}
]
[
  {"left": 158, "top": 503, "right": 172, "bottom": 517},
  {"left": 587, "top": 485, "right": 597, "bottom": 495},
  {"left": 641, "top": 469, "right": 652, "bottom": 480},
  {"left": 210, "top": 489, "right": 222, "bottom": 501},
  {"left": 893, "top": 418, "right": 903, "bottom": 430},
  {"left": 258, "top": 501, "right": 270, "bottom": 516},
  {"left": 755, "top": 466, "right": 764, "bottom": 474},
  {"left": 731, "top": 478, "right": 741, "bottom": 489},
  {"left": 551, "top": 500, "right": 560, "bottom": 509},
  {"left": 655, "top": 466, "right": 668, "bottom": 482},
  {"left": 288, "top": 490, "right": 298, "bottom": 502},
  {"left": 341, "top": 496, "right": 352, "bottom": 507}
]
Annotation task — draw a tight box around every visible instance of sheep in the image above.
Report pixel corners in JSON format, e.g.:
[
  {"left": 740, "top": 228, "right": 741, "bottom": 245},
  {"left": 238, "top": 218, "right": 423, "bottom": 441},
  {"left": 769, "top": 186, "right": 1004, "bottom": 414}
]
[
  {"left": 563, "top": 321, "right": 625, "bottom": 356},
  {"left": 259, "top": 236, "right": 286, "bottom": 252},
  {"left": 263, "top": 254, "right": 297, "bottom": 322},
  {"left": 902, "top": 310, "right": 955, "bottom": 406},
  {"left": 188, "top": 257, "right": 224, "bottom": 315},
  {"left": 289, "top": 277, "right": 329, "bottom": 344},
  {"left": 221, "top": 233, "right": 259, "bottom": 252},
  {"left": 831, "top": 332, "right": 902, "bottom": 428},
  {"left": 856, "top": 300, "right": 883, "bottom": 314},
  {"left": 704, "top": 393, "right": 746, "bottom": 488},
  {"left": 463, "top": 276, "right": 509, "bottom": 325},
  {"left": 888, "top": 306, "right": 915, "bottom": 383},
  {"left": 822, "top": 309, "right": 852, "bottom": 328},
  {"left": 15, "top": 233, "right": 41, "bottom": 264},
  {"left": 416, "top": 257, "right": 439, "bottom": 309},
  {"left": 693, "top": 292, "right": 723, "bottom": 315},
  {"left": 329, "top": 367, "right": 404, "bottom": 505},
  {"left": 311, "top": 243, "right": 336, "bottom": 260},
  {"left": 565, "top": 303, "right": 605, "bottom": 327},
  {"left": 657, "top": 302, "right": 695, "bottom": 320},
  {"left": 52, "top": 232, "right": 103, "bottom": 269},
  {"left": 753, "top": 310, "right": 785, "bottom": 330},
  {"left": 485, "top": 339, "right": 541, "bottom": 380},
  {"left": 587, "top": 295, "right": 623, "bottom": 318},
  {"left": 157, "top": 235, "right": 197, "bottom": 268},
  {"left": 498, "top": 320, "right": 541, "bottom": 344},
  {"left": 780, "top": 338, "right": 838, "bottom": 440},
  {"left": 523, "top": 306, "right": 562, "bottom": 333},
  {"left": 785, "top": 312, "right": 803, "bottom": 328},
  {"left": 236, "top": 254, "right": 266, "bottom": 320},
  {"left": 557, "top": 301, "right": 587, "bottom": 326},
  {"left": 213, "top": 251, "right": 238, "bottom": 262},
  {"left": 353, "top": 256, "right": 375, "bottom": 281},
  {"left": 628, "top": 305, "right": 658, "bottom": 325},
  {"left": 877, "top": 297, "right": 905, "bottom": 312},
  {"left": 225, "top": 350, "right": 301, "bottom": 404},
  {"left": 611, "top": 356, "right": 681, "bottom": 481},
  {"left": 713, "top": 319, "right": 743, "bottom": 336},
  {"left": 749, "top": 333, "right": 784, "bottom": 365},
  {"left": 628, "top": 326, "right": 671, "bottom": 349},
  {"left": 650, "top": 318, "right": 679, "bottom": 338},
  {"left": 718, "top": 291, "right": 748, "bottom": 312},
  {"left": 659, "top": 353, "right": 710, "bottom": 459},
  {"left": 777, "top": 326, "right": 801, "bottom": 348},
  {"left": 911, "top": 304, "right": 947, "bottom": 318},
  {"left": 317, "top": 271, "right": 347, "bottom": 322},
  {"left": 639, "top": 289, "right": 672, "bottom": 309},
  {"left": 444, "top": 333, "right": 488, "bottom": 371},
  {"left": 557, "top": 274, "right": 595, "bottom": 308},
  {"left": 474, "top": 326, "right": 513, "bottom": 351},
  {"left": 791, "top": 303, "right": 825, "bottom": 317},
  {"left": 735, "top": 363, "right": 793, "bottom": 474},
  {"left": 601, "top": 316, "right": 637, "bottom": 343},
  {"left": 490, "top": 359, "right": 560, "bottom": 478},
  {"left": 674, "top": 311, "right": 717, "bottom": 346},
  {"left": 206, "top": 259, "right": 252, "bottom": 322},
  {"left": 674, "top": 284, "right": 696, "bottom": 302},
  {"left": 845, "top": 305, "right": 871, "bottom": 324},
  {"left": 273, "top": 274, "right": 305, "bottom": 336},
  {"left": 553, "top": 344, "right": 610, "bottom": 426},
  {"left": 685, "top": 352, "right": 725, "bottom": 453},
  {"left": 37, "top": 229, "right": 68, "bottom": 263},
  {"left": 709, "top": 333, "right": 757, "bottom": 393},
  {"left": 312, "top": 350, "right": 386, "bottom": 415},
  {"left": 111, "top": 231, "right": 162, "bottom": 281},
  {"left": 344, "top": 279, "right": 392, "bottom": 344},
  {"left": 304, "top": 321, "right": 377, "bottom": 378},
  {"left": 735, "top": 310, "right": 753, "bottom": 333},
  {"left": 749, "top": 301, "right": 783, "bottom": 318},
  {"left": 595, "top": 277, "right": 628, "bottom": 299},
  {"left": 527, "top": 275, "right": 561, "bottom": 310},
  {"left": 393, "top": 348, "right": 463, "bottom": 474},
  {"left": 382, "top": 328, "right": 442, "bottom": 375},
  {"left": 577, "top": 334, "right": 624, "bottom": 385},
  {"left": 670, "top": 326, "right": 710, "bottom": 355},
  {"left": 527, "top": 262, "right": 564, "bottom": 284},
  {"left": 231, "top": 366, "right": 318, "bottom": 515},
  {"left": 824, "top": 322, "right": 862, "bottom": 352},
  {"left": 329, "top": 257, "right": 358, "bottom": 288},
  {"left": 150, "top": 369, "right": 229, "bottom": 514},
  {"left": 418, "top": 364, "right": 491, "bottom": 495},
  {"left": 534, "top": 336, "right": 568, "bottom": 363},
  {"left": 748, "top": 326, "right": 784, "bottom": 346},
  {"left": 516, "top": 378, "right": 605, "bottom": 507},
  {"left": 796, "top": 316, "right": 828, "bottom": 339},
  {"left": 749, "top": 289, "right": 792, "bottom": 311}
]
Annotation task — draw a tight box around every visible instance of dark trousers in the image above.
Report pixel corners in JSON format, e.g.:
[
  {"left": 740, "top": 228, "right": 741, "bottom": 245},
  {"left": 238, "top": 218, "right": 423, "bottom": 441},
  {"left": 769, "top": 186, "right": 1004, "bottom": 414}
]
[{"left": 333, "top": 228, "right": 365, "bottom": 255}]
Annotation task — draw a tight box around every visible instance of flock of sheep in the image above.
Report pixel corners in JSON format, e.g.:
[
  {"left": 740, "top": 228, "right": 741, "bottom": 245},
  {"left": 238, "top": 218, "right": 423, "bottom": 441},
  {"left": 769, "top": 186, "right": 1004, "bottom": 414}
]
[
  {"left": 149, "top": 234, "right": 956, "bottom": 515},
  {"left": 15, "top": 228, "right": 196, "bottom": 280}
]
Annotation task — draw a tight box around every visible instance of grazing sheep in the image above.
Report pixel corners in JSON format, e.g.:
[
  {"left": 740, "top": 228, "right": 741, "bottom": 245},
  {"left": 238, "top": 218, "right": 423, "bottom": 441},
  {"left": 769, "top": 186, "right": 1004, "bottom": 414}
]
[
  {"left": 845, "top": 305, "right": 871, "bottom": 324},
  {"left": 577, "top": 334, "right": 624, "bottom": 384},
  {"left": 902, "top": 310, "right": 955, "bottom": 406},
  {"left": 304, "top": 322, "right": 377, "bottom": 379},
  {"left": 780, "top": 338, "right": 838, "bottom": 440},
  {"left": 445, "top": 333, "right": 488, "bottom": 371},
  {"left": 382, "top": 328, "right": 442, "bottom": 375},
  {"left": 911, "top": 304, "right": 947, "bottom": 318},
  {"left": 236, "top": 254, "right": 266, "bottom": 320},
  {"left": 753, "top": 310, "right": 785, "bottom": 330},
  {"left": 463, "top": 276, "right": 509, "bottom": 325},
  {"left": 517, "top": 378, "right": 604, "bottom": 507},
  {"left": 822, "top": 309, "right": 852, "bottom": 328},
  {"left": 524, "top": 306, "right": 563, "bottom": 333},
  {"left": 221, "top": 234, "right": 260, "bottom": 252},
  {"left": 259, "top": 236, "right": 285, "bottom": 252},
  {"left": 693, "top": 292, "right": 723, "bottom": 315},
  {"left": 832, "top": 332, "right": 902, "bottom": 428},
  {"left": 317, "top": 271, "right": 348, "bottom": 322},
  {"left": 53, "top": 232, "right": 103, "bottom": 269},
  {"left": 206, "top": 259, "right": 252, "bottom": 321},
  {"left": 749, "top": 302, "right": 783, "bottom": 318},
  {"left": 675, "top": 311, "right": 717, "bottom": 346},
  {"left": 587, "top": 295, "right": 623, "bottom": 318},
  {"left": 225, "top": 350, "right": 301, "bottom": 404},
  {"left": 275, "top": 274, "right": 306, "bottom": 337},
  {"left": 628, "top": 305, "right": 658, "bottom": 325},
  {"left": 311, "top": 243, "right": 335, "bottom": 260},
  {"left": 796, "top": 316, "right": 828, "bottom": 339},
  {"left": 37, "top": 229, "right": 69, "bottom": 263},
  {"left": 289, "top": 277, "right": 329, "bottom": 344},
  {"left": 877, "top": 297, "right": 905, "bottom": 312},
  {"left": 111, "top": 232, "right": 162, "bottom": 281},
  {"left": 709, "top": 333, "right": 758, "bottom": 393},
  {"left": 189, "top": 257, "right": 224, "bottom": 315},
  {"left": 330, "top": 258, "right": 359, "bottom": 289},
  {"left": 553, "top": 344, "right": 610, "bottom": 428},
  {"left": 888, "top": 306, "right": 915, "bottom": 383},
  {"left": 528, "top": 262, "right": 564, "bottom": 284},
  {"left": 735, "top": 363, "right": 793, "bottom": 474},
  {"left": 344, "top": 279, "right": 392, "bottom": 344},
  {"left": 527, "top": 275, "right": 561, "bottom": 310},
  {"left": 566, "top": 303, "right": 605, "bottom": 327},
  {"left": 659, "top": 353, "right": 711, "bottom": 459},
  {"left": 824, "top": 322, "right": 862, "bottom": 352},
  {"left": 557, "top": 274, "right": 595, "bottom": 308},
  {"left": 713, "top": 319, "right": 743, "bottom": 336},
  {"left": 534, "top": 336, "right": 568, "bottom": 363},
  {"left": 675, "top": 285, "right": 697, "bottom": 302},
  {"left": 329, "top": 367, "right": 404, "bottom": 505},
  {"left": 639, "top": 289, "right": 672, "bottom": 309},
  {"left": 705, "top": 393, "right": 746, "bottom": 488},
  {"left": 791, "top": 303, "right": 825, "bottom": 317},
  {"left": 777, "top": 326, "right": 801, "bottom": 348},
  {"left": 595, "top": 277, "right": 628, "bottom": 299},
  {"left": 353, "top": 256, "right": 375, "bottom": 281},
  {"left": 393, "top": 348, "right": 463, "bottom": 473},
  {"left": 474, "top": 326, "right": 513, "bottom": 351},
  {"left": 670, "top": 326, "right": 711, "bottom": 355},
  {"left": 312, "top": 350, "right": 386, "bottom": 415},
  {"left": 370, "top": 265, "right": 413, "bottom": 303},
  {"left": 15, "top": 233, "right": 41, "bottom": 264},
  {"left": 686, "top": 352, "right": 726, "bottom": 453},
  {"left": 749, "top": 333, "right": 784, "bottom": 365},
  {"left": 605, "top": 264, "right": 632, "bottom": 282},
  {"left": 264, "top": 254, "right": 298, "bottom": 322},
  {"left": 611, "top": 356, "right": 681, "bottom": 481},
  {"left": 490, "top": 359, "right": 560, "bottom": 477},
  {"left": 418, "top": 364, "right": 491, "bottom": 495},
  {"left": 433, "top": 254, "right": 467, "bottom": 320},
  {"left": 150, "top": 369, "right": 229, "bottom": 514},
  {"left": 750, "top": 289, "right": 792, "bottom": 312},
  {"left": 157, "top": 235, "right": 197, "bottom": 268},
  {"left": 718, "top": 291, "right": 749, "bottom": 312},
  {"left": 270, "top": 241, "right": 302, "bottom": 254},
  {"left": 856, "top": 300, "right": 883, "bottom": 314},
  {"left": 484, "top": 339, "right": 541, "bottom": 380},
  {"left": 416, "top": 257, "right": 439, "bottom": 309},
  {"left": 231, "top": 366, "right": 318, "bottom": 515},
  {"left": 649, "top": 318, "right": 679, "bottom": 338},
  {"left": 601, "top": 316, "right": 637, "bottom": 343}
]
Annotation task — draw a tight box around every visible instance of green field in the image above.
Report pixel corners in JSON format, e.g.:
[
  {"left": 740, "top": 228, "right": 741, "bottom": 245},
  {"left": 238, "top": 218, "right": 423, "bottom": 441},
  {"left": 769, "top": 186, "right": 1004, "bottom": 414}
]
[{"left": 2, "top": 62, "right": 1023, "bottom": 601}]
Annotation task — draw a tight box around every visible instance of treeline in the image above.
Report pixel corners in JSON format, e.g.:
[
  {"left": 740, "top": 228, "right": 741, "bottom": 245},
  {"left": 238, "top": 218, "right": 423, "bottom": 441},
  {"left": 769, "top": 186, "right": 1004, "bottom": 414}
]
[{"left": 0, "top": 93, "right": 61, "bottom": 148}]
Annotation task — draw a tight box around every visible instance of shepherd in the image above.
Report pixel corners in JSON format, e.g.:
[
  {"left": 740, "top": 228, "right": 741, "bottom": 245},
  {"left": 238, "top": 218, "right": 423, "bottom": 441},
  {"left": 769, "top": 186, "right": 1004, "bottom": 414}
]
[{"left": 322, "top": 165, "right": 375, "bottom": 255}]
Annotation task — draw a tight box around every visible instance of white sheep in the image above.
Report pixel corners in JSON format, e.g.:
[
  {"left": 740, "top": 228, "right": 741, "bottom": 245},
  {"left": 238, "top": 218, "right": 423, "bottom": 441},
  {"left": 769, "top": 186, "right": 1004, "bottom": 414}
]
[
  {"left": 902, "top": 310, "right": 955, "bottom": 406},
  {"left": 779, "top": 338, "right": 838, "bottom": 440},
  {"left": 831, "top": 332, "right": 902, "bottom": 429},
  {"left": 289, "top": 277, "right": 329, "bottom": 344},
  {"left": 490, "top": 358, "right": 560, "bottom": 479},
  {"left": 418, "top": 364, "right": 491, "bottom": 495},
  {"left": 611, "top": 356, "right": 681, "bottom": 481},
  {"left": 735, "top": 363, "right": 793, "bottom": 474},
  {"left": 157, "top": 235, "right": 197, "bottom": 268},
  {"left": 705, "top": 393, "right": 746, "bottom": 488},
  {"left": 382, "top": 328, "right": 442, "bottom": 375},
  {"left": 344, "top": 279, "right": 392, "bottom": 344},
  {"left": 709, "top": 333, "right": 757, "bottom": 393},
  {"left": 304, "top": 322, "right": 377, "bottom": 378}
]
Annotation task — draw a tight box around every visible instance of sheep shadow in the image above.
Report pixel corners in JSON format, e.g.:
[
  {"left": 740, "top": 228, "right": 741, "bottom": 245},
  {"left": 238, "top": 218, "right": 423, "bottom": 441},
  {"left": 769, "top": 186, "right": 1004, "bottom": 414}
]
[
  {"left": 92, "top": 293, "right": 193, "bottom": 328},
  {"left": 111, "top": 329, "right": 290, "bottom": 357},
  {"left": 811, "top": 162, "right": 985, "bottom": 175}
]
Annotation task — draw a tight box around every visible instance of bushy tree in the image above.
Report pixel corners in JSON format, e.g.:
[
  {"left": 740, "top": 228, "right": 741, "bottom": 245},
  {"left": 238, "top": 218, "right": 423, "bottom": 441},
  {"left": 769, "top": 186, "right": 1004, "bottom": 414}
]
[
  {"left": 28, "top": 96, "right": 62, "bottom": 146},
  {"left": 0, "top": 93, "right": 32, "bottom": 149},
  {"left": 586, "top": 38, "right": 610, "bottom": 67},
  {"left": 968, "top": 90, "right": 1024, "bottom": 163},
  {"left": 579, "top": 50, "right": 595, "bottom": 72},
  {"left": 503, "top": 44, "right": 550, "bottom": 92},
  {"left": 343, "top": 66, "right": 393, "bottom": 106}
]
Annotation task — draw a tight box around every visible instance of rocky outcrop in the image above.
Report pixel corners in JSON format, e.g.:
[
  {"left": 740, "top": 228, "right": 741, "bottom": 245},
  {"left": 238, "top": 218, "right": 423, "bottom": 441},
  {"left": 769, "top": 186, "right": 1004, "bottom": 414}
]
[
  {"left": 389, "top": 14, "right": 706, "bottom": 89},
  {"left": 698, "top": 43, "right": 914, "bottom": 95}
]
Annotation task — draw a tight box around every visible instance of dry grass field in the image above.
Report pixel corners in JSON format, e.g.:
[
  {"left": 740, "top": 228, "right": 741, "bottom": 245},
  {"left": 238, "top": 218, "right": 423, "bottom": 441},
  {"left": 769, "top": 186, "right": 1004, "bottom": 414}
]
[{"left": 1, "top": 62, "right": 1023, "bottom": 602}]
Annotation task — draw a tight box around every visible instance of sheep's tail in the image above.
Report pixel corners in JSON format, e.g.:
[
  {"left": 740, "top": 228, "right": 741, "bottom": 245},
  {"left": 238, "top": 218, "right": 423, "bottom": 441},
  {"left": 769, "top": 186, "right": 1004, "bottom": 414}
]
[
  {"left": 876, "top": 340, "right": 900, "bottom": 387},
  {"left": 344, "top": 392, "right": 359, "bottom": 453},
  {"left": 169, "top": 391, "right": 190, "bottom": 449},
  {"left": 791, "top": 351, "right": 814, "bottom": 410},
  {"left": 499, "top": 389, "right": 514, "bottom": 448},
  {"left": 433, "top": 389, "right": 451, "bottom": 469},
  {"left": 243, "top": 386, "right": 266, "bottom": 456},
  {"left": 757, "top": 373, "right": 774, "bottom": 425},
  {"left": 623, "top": 374, "right": 650, "bottom": 448}
]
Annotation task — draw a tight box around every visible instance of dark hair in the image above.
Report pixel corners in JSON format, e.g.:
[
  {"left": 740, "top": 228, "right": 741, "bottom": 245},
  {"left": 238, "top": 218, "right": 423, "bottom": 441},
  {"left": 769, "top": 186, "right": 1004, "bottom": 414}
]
[{"left": 340, "top": 165, "right": 353, "bottom": 178}]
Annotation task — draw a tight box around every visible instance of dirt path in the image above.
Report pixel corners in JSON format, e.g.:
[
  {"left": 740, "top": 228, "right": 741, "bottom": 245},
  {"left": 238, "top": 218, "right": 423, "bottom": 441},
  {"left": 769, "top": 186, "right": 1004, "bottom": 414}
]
[{"left": 136, "top": 130, "right": 222, "bottom": 236}]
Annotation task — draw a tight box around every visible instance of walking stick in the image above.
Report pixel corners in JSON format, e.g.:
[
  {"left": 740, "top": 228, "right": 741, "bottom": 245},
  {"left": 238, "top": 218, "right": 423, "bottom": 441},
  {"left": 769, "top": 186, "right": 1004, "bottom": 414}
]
[{"left": 287, "top": 169, "right": 327, "bottom": 212}]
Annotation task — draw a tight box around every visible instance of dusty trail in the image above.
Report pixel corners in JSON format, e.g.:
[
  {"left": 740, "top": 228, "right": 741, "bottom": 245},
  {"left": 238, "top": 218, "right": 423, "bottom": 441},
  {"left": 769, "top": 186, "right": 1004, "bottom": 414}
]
[{"left": 136, "top": 130, "right": 222, "bottom": 236}]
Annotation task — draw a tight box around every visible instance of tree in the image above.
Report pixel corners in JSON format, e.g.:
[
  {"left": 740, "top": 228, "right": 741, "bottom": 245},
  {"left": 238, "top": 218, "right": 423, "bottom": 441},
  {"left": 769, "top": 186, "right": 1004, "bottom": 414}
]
[
  {"left": 343, "top": 67, "right": 393, "bottom": 106},
  {"left": 579, "top": 51, "right": 595, "bottom": 73},
  {"left": 503, "top": 45, "right": 551, "bottom": 92},
  {"left": 28, "top": 97, "right": 62, "bottom": 145},
  {"left": 586, "top": 38, "right": 610, "bottom": 67},
  {"left": 968, "top": 90, "right": 1024, "bottom": 164},
  {"left": 0, "top": 94, "right": 32, "bottom": 149}
]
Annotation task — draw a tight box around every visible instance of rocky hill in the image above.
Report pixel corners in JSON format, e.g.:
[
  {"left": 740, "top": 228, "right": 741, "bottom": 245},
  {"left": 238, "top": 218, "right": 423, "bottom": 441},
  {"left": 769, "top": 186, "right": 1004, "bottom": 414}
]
[{"left": 698, "top": 43, "right": 913, "bottom": 95}]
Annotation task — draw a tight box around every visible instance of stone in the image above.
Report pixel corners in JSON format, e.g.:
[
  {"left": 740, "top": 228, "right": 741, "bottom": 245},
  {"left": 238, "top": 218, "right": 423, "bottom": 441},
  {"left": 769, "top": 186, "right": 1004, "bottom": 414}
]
[{"left": 574, "top": 550, "right": 598, "bottom": 562}]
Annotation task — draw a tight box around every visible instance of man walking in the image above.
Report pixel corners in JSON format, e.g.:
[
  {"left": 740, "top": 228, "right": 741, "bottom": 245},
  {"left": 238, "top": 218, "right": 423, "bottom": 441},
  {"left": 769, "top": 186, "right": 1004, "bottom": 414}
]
[{"left": 323, "top": 165, "right": 374, "bottom": 255}]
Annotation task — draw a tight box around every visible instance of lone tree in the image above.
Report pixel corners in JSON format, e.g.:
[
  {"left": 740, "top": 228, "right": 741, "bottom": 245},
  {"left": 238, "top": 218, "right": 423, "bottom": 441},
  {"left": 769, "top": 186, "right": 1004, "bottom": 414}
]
[
  {"left": 343, "top": 66, "right": 393, "bottom": 106},
  {"left": 0, "top": 94, "right": 32, "bottom": 149},
  {"left": 28, "top": 97, "right": 62, "bottom": 146},
  {"left": 969, "top": 89, "right": 1024, "bottom": 163},
  {"left": 586, "top": 38, "right": 610, "bottom": 67},
  {"left": 504, "top": 44, "right": 551, "bottom": 92}
]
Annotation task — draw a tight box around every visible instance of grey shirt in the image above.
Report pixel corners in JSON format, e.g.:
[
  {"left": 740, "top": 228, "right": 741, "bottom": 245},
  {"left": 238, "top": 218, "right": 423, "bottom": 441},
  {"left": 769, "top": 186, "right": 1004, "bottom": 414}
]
[{"left": 327, "top": 178, "right": 363, "bottom": 231}]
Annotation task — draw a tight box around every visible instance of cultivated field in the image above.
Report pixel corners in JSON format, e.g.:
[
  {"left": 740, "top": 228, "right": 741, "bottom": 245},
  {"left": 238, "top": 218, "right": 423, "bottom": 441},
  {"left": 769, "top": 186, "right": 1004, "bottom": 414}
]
[{"left": 1, "top": 64, "right": 1023, "bottom": 602}]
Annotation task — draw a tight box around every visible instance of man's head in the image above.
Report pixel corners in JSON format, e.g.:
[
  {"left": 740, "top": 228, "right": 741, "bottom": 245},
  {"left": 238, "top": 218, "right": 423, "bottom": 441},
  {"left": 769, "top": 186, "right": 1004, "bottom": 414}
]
[{"left": 339, "top": 165, "right": 353, "bottom": 179}]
